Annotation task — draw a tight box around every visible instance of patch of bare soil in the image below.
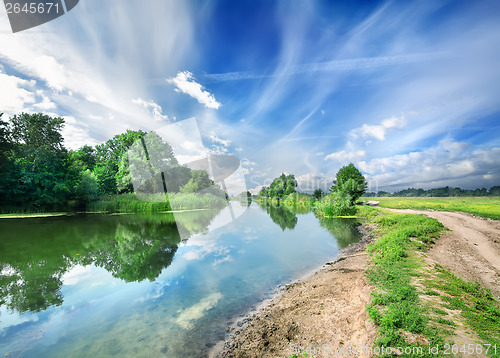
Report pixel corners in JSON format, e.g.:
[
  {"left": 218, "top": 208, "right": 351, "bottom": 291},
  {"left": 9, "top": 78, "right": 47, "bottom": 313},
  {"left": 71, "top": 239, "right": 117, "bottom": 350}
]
[
  {"left": 385, "top": 209, "right": 500, "bottom": 300},
  {"left": 213, "top": 231, "right": 377, "bottom": 358}
]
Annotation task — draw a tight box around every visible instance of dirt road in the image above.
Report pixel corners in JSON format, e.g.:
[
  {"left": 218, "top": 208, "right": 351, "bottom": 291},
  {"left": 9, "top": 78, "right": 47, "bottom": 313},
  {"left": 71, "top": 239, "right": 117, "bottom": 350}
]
[{"left": 385, "top": 209, "right": 500, "bottom": 300}]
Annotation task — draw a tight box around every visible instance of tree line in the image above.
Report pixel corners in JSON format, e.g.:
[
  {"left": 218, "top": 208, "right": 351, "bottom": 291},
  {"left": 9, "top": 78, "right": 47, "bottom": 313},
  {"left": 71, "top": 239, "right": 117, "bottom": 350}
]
[
  {"left": 0, "top": 112, "right": 218, "bottom": 213},
  {"left": 364, "top": 186, "right": 500, "bottom": 197},
  {"left": 258, "top": 164, "right": 368, "bottom": 217}
]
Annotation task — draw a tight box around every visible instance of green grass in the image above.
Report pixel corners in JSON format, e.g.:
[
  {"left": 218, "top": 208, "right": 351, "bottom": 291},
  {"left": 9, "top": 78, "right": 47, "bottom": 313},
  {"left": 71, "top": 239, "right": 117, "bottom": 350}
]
[
  {"left": 361, "top": 206, "right": 500, "bottom": 357},
  {"left": 368, "top": 196, "right": 500, "bottom": 220},
  {"left": 429, "top": 264, "right": 500, "bottom": 353},
  {"left": 0, "top": 212, "right": 69, "bottom": 219},
  {"left": 362, "top": 208, "right": 447, "bottom": 356},
  {"left": 87, "top": 193, "right": 227, "bottom": 213}
]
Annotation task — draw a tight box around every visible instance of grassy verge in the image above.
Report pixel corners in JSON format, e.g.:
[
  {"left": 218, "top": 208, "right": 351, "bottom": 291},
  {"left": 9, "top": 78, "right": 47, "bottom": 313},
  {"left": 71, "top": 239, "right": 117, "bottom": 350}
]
[
  {"left": 87, "top": 193, "right": 227, "bottom": 213},
  {"left": 254, "top": 193, "right": 317, "bottom": 212},
  {"left": 424, "top": 264, "right": 500, "bottom": 354},
  {"left": 366, "top": 197, "right": 500, "bottom": 221},
  {"left": 0, "top": 212, "right": 69, "bottom": 219},
  {"left": 360, "top": 206, "right": 500, "bottom": 357}
]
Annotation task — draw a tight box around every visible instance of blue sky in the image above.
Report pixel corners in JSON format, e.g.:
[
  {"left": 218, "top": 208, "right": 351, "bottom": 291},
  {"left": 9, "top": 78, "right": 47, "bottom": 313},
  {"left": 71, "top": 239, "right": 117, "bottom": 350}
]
[{"left": 1, "top": 0, "right": 499, "bottom": 192}]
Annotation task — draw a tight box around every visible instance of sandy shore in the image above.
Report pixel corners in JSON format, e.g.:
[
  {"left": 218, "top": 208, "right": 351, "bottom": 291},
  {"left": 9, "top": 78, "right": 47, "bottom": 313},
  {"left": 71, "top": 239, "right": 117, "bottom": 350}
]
[{"left": 212, "top": 225, "right": 378, "bottom": 358}]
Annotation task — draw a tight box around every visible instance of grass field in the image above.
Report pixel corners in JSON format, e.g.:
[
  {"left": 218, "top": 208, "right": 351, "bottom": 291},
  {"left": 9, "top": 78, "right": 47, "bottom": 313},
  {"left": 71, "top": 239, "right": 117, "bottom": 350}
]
[{"left": 365, "top": 197, "right": 500, "bottom": 221}]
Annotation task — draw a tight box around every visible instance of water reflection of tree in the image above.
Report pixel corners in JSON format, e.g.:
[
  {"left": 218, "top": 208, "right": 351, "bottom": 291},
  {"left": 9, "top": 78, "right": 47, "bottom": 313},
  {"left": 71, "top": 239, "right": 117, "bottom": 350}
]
[
  {"left": 266, "top": 205, "right": 298, "bottom": 231},
  {"left": 0, "top": 210, "right": 221, "bottom": 314},
  {"left": 87, "top": 221, "right": 181, "bottom": 282},
  {"left": 316, "top": 216, "right": 362, "bottom": 249}
]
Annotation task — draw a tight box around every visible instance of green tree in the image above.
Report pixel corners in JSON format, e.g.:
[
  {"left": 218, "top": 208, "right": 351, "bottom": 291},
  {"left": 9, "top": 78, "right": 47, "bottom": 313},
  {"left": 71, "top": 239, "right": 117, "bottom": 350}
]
[
  {"left": 94, "top": 130, "right": 147, "bottom": 195},
  {"left": 69, "top": 145, "right": 96, "bottom": 172},
  {"left": 7, "top": 113, "right": 71, "bottom": 211},
  {"left": 313, "top": 188, "right": 324, "bottom": 200},
  {"left": 75, "top": 169, "right": 99, "bottom": 205},
  {"left": 0, "top": 114, "right": 15, "bottom": 206},
  {"left": 0, "top": 113, "right": 13, "bottom": 164},
  {"left": 179, "top": 178, "right": 199, "bottom": 193},
  {"left": 331, "top": 163, "right": 366, "bottom": 204},
  {"left": 267, "top": 173, "right": 297, "bottom": 198},
  {"left": 94, "top": 160, "right": 118, "bottom": 195}
]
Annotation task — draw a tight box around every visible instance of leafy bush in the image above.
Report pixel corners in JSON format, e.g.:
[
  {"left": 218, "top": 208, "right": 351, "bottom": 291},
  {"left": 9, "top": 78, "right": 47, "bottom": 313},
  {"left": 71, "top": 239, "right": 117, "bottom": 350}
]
[{"left": 316, "top": 189, "right": 356, "bottom": 217}]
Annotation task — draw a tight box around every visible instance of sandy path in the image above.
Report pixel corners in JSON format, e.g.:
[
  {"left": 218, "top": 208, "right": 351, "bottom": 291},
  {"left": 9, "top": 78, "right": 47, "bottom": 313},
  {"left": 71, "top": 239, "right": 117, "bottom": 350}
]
[{"left": 385, "top": 209, "right": 500, "bottom": 300}]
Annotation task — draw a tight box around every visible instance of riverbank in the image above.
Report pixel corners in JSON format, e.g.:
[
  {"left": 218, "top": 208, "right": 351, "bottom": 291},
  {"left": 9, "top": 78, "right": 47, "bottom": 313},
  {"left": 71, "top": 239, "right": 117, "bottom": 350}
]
[
  {"left": 0, "top": 212, "right": 70, "bottom": 219},
  {"left": 214, "top": 224, "right": 378, "bottom": 358},
  {"left": 215, "top": 207, "right": 500, "bottom": 358}
]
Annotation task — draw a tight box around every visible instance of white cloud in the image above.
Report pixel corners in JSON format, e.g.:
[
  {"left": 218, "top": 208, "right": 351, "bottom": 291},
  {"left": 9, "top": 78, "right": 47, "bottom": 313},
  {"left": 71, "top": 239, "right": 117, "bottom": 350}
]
[
  {"left": 439, "top": 138, "right": 472, "bottom": 158},
  {"left": 295, "top": 172, "right": 335, "bottom": 193},
  {"left": 350, "top": 115, "right": 406, "bottom": 141},
  {"left": 359, "top": 140, "right": 500, "bottom": 191},
  {"left": 325, "top": 150, "right": 366, "bottom": 162},
  {"left": 61, "top": 116, "right": 100, "bottom": 149},
  {"left": 209, "top": 131, "right": 231, "bottom": 147},
  {"left": 167, "top": 71, "right": 221, "bottom": 109},
  {"left": 240, "top": 158, "right": 258, "bottom": 175},
  {"left": 208, "top": 131, "right": 232, "bottom": 155},
  {"left": 33, "top": 91, "right": 57, "bottom": 111},
  {"left": 0, "top": 71, "right": 36, "bottom": 115},
  {"left": 0, "top": 1, "right": 196, "bottom": 144},
  {"left": 132, "top": 98, "right": 169, "bottom": 121}
]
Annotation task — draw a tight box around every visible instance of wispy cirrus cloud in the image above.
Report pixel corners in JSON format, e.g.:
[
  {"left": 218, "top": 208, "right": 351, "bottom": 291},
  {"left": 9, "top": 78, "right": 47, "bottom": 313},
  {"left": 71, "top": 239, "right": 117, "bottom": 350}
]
[
  {"left": 167, "top": 71, "right": 221, "bottom": 109},
  {"left": 205, "top": 52, "right": 449, "bottom": 82}
]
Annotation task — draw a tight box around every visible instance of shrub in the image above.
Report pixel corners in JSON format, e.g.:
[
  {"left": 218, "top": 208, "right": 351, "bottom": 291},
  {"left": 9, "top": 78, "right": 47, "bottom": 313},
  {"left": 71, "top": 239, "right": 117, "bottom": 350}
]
[{"left": 316, "top": 189, "right": 356, "bottom": 217}]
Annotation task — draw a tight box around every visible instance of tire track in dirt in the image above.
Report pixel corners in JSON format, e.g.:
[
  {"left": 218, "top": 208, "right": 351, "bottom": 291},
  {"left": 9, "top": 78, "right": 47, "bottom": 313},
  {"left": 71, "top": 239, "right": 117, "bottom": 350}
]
[{"left": 385, "top": 209, "right": 500, "bottom": 300}]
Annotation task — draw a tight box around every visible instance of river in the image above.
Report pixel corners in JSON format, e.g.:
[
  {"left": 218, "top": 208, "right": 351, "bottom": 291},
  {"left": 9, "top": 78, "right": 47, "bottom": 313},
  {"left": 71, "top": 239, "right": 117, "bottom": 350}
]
[{"left": 0, "top": 202, "right": 361, "bottom": 357}]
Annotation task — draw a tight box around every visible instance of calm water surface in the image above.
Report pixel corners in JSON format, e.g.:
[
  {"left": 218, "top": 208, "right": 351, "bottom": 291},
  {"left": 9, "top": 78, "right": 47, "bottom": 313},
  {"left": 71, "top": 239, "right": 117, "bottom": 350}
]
[{"left": 0, "top": 203, "right": 361, "bottom": 357}]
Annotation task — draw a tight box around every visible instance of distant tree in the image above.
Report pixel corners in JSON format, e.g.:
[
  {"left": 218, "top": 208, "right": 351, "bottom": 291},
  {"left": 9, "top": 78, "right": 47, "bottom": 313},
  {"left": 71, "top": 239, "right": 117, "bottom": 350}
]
[
  {"left": 490, "top": 186, "right": 500, "bottom": 196},
  {"left": 332, "top": 163, "right": 366, "bottom": 204},
  {"left": 190, "top": 170, "right": 214, "bottom": 191},
  {"left": 179, "top": 178, "right": 199, "bottom": 193},
  {"left": 313, "top": 188, "right": 324, "bottom": 200},
  {"left": 267, "top": 173, "right": 297, "bottom": 198}
]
